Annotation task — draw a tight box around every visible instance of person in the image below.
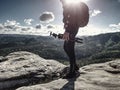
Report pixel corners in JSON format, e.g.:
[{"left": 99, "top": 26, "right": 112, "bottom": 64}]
[{"left": 60, "top": 0, "right": 89, "bottom": 79}]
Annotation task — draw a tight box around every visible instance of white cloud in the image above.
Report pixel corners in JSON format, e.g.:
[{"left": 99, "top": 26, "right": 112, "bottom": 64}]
[
  {"left": 3, "top": 20, "right": 20, "bottom": 31},
  {"left": 36, "top": 24, "right": 42, "bottom": 29},
  {"left": 46, "top": 24, "right": 64, "bottom": 34},
  {"left": 0, "top": 20, "right": 58, "bottom": 36},
  {"left": 109, "top": 23, "right": 120, "bottom": 28},
  {"left": 4, "top": 20, "right": 20, "bottom": 27},
  {"left": 39, "top": 12, "right": 55, "bottom": 23},
  {"left": 2, "top": 20, "right": 119, "bottom": 36},
  {"left": 109, "top": 23, "right": 120, "bottom": 32},
  {"left": 35, "top": 24, "right": 64, "bottom": 36},
  {"left": 78, "top": 25, "right": 104, "bottom": 36},
  {"left": 24, "top": 19, "right": 34, "bottom": 25},
  {"left": 91, "top": 9, "right": 102, "bottom": 17},
  {"left": 47, "top": 24, "right": 55, "bottom": 29},
  {"left": 77, "top": 24, "right": 119, "bottom": 36},
  {"left": 0, "top": 24, "right": 4, "bottom": 30},
  {"left": 0, "top": 20, "right": 35, "bottom": 34}
]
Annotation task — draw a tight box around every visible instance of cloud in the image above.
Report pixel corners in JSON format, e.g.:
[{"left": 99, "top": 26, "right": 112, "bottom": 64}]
[
  {"left": 0, "top": 24, "right": 4, "bottom": 30},
  {"left": 0, "top": 20, "right": 54, "bottom": 35},
  {"left": 118, "top": 0, "right": 120, "bottom": 3},
  {"left": 21, "top": 27, "right": 30, "bottom": 31},
  {"left": 91, "top": 10, "right": 102, "bottom": 17},
  {"left": 3, "top": 20, "right": 20, "bottom": 30},
  {"left": 39, "top": 12, "right": 55, "bottom": 23},
  {"left": 0, "top": 20, "right": 35, "bottom": 34},
  {"left": 78, "top": 25, "right": 105, "bottom": 36},
  {"left": 0, "top": 20, "right": 66, "bottom": 36},
  {"left": 109, "top": 23, "right": 120, "bottom": 31},
  {"left": 4, "top": 20, "right": 20, "bottom": 26},
  {"left": 46, "top": 24, "right": 64, "bottom": 34},
  {"left": 47, "top": 24, "right": 55, "bottom": 29},
  {"left": 36, "top": 24, "right": 42, "bottom": 29},
  {"left": 24, "top": 19, "right": 34, "bottom": 25},
  {"left": 1, "top": 20, "right": 119, "bottom": 36}
]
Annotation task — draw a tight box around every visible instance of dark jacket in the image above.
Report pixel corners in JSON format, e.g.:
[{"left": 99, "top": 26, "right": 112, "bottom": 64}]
[{"left": 63, "top": 4, "right": 79, "bottom": 33}]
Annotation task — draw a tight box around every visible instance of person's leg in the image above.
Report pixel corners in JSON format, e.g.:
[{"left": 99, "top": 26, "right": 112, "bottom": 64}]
[
  {"left": 63, "top": 28, "right": 79, "bottom": 72},
  {"left": 63, "top": 25, "right": 79, "bottom": 78},
  {"left": 64, "top": 40, "right": 76, "bottom": 73}
]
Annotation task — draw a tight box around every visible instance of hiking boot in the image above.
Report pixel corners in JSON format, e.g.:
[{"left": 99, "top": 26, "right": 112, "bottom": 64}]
[
  {"left": 75, "top": 65, "right": 79, "bottom": 71},
  {"left": 62, "top": 71, "right": 80, "bottom": 79},
  {"left": 62, "top": 72, "right": 76, "bottom": 79}
]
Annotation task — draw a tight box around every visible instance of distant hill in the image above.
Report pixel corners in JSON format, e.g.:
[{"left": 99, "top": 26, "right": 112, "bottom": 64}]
[
  {"left": 0, "top": 32, "right": 120, "bottom": 64},
  {"left": 0, "top": 34, "right": 65, "bottom": 60}
]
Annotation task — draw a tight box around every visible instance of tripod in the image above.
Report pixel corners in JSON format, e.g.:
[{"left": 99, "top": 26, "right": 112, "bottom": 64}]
[{"left": 50, "top": 32, "right": 83, "bottom": 43}]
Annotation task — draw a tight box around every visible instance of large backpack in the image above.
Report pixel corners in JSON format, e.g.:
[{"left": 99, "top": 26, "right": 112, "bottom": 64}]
[{"left": 76, "top": 2, "right": 89, "bottom": 27}]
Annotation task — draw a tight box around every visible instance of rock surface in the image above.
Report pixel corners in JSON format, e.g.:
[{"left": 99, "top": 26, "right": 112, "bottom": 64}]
[
  {"left": 0, "top": 56, "right": 5, "bottom": 62},
  {"left": 0, "top": 51, "right": 120, "bottom": 90},
  {"left": 17, "top": 59, "right": 120, "bottom": 90},
  {"left": 0, "top": 51, "right": 66, "bottom": 90}
]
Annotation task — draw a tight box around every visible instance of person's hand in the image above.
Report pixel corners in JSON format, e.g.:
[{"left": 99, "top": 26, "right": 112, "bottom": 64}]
[{"left": 63, "top": 32, "right": 70, "bottom": 41}]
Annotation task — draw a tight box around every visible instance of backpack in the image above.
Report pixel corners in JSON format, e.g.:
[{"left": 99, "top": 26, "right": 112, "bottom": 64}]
[{"left": 76, "top": 2, "right": 89, "bottom": 27}]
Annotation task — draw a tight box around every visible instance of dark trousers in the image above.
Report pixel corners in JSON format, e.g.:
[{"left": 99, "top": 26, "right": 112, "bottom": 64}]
[{"left": 63, "top": 27, "right": 79, "bottom": 73}]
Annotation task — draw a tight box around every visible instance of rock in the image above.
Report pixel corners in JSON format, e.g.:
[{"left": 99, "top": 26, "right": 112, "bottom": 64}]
[
  {"left": 0, "top": 56, "right": 6, "bottom": 62},
  {"left": 0, "top": 51, "right": 66, "bottom": 90},
  {"left": 104, "top": 60, "right": 120, "bottom": 74},
  {"left": 1, "top": 51, "right": 120, "bottom": 90},
  {"left": 17, "top": 59, "right": 120, "bottom": 90}
]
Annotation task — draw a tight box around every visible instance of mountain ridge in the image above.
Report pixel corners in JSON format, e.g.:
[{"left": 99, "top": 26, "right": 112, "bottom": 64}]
[{"left": 0, "top": 32, "right": 120, "bottom": 66}]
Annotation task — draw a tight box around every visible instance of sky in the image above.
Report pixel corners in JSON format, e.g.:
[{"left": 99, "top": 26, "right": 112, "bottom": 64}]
[{"left": 0, "top": 0, "right": 120, "bottom": 36}]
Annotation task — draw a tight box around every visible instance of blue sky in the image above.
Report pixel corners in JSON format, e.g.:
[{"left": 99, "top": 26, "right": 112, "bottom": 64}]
[{"left": 0, "top": 0, "right": 120, "bottom": 36}]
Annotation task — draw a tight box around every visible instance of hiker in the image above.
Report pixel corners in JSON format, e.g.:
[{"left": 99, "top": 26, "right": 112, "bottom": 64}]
[{"left": 60, "top": 0, "right": 89, "bottom": 78}]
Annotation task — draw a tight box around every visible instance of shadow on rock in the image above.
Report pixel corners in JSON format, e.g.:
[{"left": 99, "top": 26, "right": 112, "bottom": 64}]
[{"left": 60, "top": 72, "right": 80, "bottom": 90}]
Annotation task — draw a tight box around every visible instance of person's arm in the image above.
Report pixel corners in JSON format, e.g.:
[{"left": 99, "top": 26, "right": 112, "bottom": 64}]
[
  {"left": 63, "top": 7, "right": 71, "bottom": 33},
  {"left": 63, "top": 31, "right": 70, "bottom": 41},
  {"left": 63, "top": 14, "right": 70, "bottom": 41},
  {"left": 62, "top": 6, "right": 72, "bottom": 41}
]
